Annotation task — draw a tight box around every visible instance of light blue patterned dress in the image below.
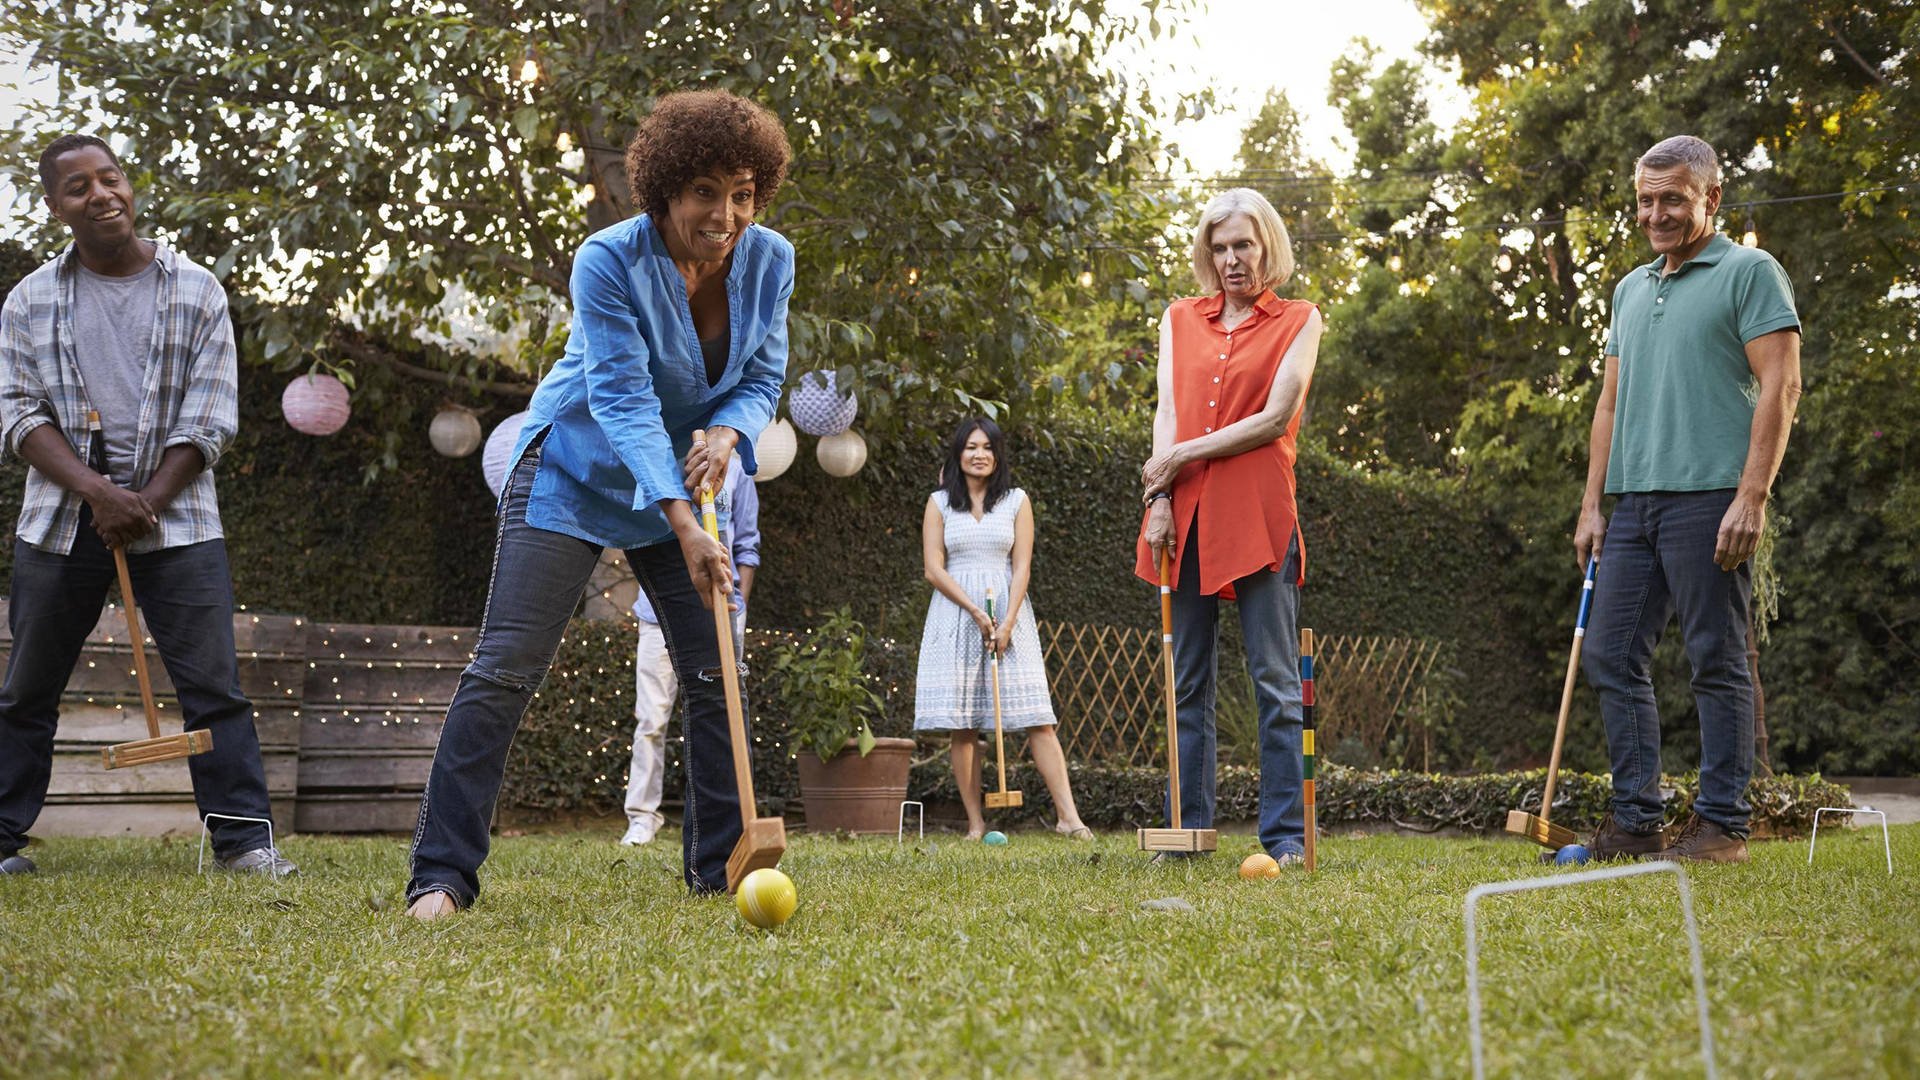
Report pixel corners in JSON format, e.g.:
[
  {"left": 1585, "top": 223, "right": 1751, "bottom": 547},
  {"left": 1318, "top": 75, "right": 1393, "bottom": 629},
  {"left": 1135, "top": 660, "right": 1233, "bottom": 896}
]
[{"left": 914, "top": 488, "right": 1057, "bottom": 731}]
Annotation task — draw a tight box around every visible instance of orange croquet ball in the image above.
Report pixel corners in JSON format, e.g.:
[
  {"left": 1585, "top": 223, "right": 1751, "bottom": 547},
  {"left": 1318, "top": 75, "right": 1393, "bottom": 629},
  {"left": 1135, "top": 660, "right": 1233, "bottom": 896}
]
[
  {"left": 735, "top": 868, "right": 797, "bottom": 928},
  {"left": 1239, "top": 852, "right": 1281, "bottom": 880}
]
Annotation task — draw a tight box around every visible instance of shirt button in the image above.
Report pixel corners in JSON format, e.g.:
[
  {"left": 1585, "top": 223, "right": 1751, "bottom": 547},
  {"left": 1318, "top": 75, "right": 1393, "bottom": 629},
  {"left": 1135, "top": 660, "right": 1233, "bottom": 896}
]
[
  {"left": 1209, "top": 400, "right": 1216, "bottom": 407},
  {"left": 1212, "top": 377, "right": 1220, "bottom": 383},
  {"left": 1656, "top": 298, "right": 1664, "bottom": 304},
  {"left": 1205, "top": 426, "right": 1213, "bottom": 433},
  {"left": 1219, "top": 353, "right": 1227, "bottom": 360}
]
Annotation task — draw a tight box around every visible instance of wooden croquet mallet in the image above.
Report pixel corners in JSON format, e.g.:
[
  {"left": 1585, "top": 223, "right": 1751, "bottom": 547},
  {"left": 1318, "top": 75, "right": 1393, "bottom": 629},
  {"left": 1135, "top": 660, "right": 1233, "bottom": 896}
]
[
  {"left": 89, "top": 411, "right": 212, "bottom": 770},
  {"left": 1504, "top": 556, "right": 1597, "bottom": 850},
  {"left": 981, "top": 587, "right": 1023, "bottom": 810},
  {"left": 1300, "top": 627, "right": 1316, "bottom": 872},
  {"left": 1138, "top": 547, "right": 1217, "bottom": 853},
  {"left": 695, "top": 452, "right": 786, "bottom": 893}
]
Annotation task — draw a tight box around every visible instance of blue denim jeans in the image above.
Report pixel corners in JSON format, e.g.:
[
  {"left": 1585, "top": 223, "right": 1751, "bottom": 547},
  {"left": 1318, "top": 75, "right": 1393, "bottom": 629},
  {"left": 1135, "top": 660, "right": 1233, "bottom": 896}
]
[
  {"left": 0, "top": 518, "right": 271, "bottom": 858},
  {"left": 1169, "top": 527, "right": 1304, "bottom": 858},
  {"left": 1582, "top": 490, "right": 1755, "bottom": 836},
  {"left": 407, "top": 437, "right": 752, "bottom": 905}
]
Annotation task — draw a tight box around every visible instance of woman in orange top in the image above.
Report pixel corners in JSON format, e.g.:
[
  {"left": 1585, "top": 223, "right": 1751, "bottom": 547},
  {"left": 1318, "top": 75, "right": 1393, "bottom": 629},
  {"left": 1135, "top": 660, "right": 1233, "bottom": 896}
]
[{"left": 1135, "top": 188, "right": 1323, "bottom": 864}]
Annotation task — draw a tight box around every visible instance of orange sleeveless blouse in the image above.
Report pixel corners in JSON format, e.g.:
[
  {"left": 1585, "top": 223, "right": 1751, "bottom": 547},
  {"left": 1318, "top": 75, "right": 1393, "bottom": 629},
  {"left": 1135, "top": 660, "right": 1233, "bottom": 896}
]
[{"left": 1133, "top": 289, "right": 1317, "bottom": 595}]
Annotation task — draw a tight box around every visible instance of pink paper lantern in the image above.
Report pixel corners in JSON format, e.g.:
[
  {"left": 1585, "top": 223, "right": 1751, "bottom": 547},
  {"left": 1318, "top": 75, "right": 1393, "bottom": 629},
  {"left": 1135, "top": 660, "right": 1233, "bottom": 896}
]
[{"left": 281, "top": 374, "right": 351, "bottom": 436}]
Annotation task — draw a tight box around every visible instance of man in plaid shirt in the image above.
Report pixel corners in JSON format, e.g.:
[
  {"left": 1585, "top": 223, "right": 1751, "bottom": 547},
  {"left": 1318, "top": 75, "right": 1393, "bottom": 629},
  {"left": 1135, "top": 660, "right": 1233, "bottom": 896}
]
[{"left": 0, "top": 135, "right": 291, "bottom": 877}]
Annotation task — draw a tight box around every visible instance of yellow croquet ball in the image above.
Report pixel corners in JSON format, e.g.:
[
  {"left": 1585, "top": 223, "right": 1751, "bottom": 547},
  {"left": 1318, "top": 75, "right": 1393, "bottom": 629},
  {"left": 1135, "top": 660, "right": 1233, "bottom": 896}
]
[
  {"left": 736, "top": 868, "right": 797, "bottom": 928},
  {"left": 1239, "top": 852, "right": 1281, "bottom": 880}
]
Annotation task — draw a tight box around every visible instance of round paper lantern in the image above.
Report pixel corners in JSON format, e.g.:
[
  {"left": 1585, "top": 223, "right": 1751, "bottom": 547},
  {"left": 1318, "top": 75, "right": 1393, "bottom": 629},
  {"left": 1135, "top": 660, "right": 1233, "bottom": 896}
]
[
  {"left": 754, "top": 418, "right": 798, "bottom": 482},
  {"left": 429, "top": 407, "right": 483, "bottom": 458},
  {"left": 481, "top": 411, "right": 530, "bottom": 498},
  {"left": 788, "top": 370, "right": 857, "bottom": 436},
  {"left": 281, "top": 373, "right": 350, "bottom": 436},
  {"left": 816, "top": 429, "right": 868, "bottom": 477}
]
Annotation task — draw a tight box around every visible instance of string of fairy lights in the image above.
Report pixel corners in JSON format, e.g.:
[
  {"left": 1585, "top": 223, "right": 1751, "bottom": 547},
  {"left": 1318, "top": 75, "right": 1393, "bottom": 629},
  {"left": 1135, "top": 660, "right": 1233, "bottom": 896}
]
[{"left": 70, "top": 600, "right": 901, "bottom": 796}]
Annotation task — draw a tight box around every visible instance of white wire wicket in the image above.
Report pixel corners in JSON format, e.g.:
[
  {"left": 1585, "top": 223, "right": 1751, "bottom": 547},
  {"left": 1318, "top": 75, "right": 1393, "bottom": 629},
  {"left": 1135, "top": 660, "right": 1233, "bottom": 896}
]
[
  {"left": 897, "top": 800, "right": 924, "bottom": 843},
  {"left": 197, "top": 812, "right": 276, "bottom": 874},
  {"left": 1807, "top": 807, "right": 1893, "bottom": 875},
  {"left": 1464, "top": 861, "right": 1716, "bottom": 1080}
]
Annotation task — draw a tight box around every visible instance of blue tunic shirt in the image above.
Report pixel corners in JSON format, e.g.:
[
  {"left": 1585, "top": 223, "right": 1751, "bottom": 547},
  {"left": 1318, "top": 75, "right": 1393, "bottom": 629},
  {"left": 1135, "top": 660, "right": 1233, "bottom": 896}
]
[{"left": 512, "top": 215, "right": 793, "bottom": 549}]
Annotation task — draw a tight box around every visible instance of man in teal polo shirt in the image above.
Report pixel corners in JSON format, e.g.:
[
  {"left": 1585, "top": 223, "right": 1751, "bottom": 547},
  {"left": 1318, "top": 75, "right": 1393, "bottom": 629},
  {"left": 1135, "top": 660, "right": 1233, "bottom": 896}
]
[{"left": 1573, "top": 135, "right": 1803, "bottom": 863}]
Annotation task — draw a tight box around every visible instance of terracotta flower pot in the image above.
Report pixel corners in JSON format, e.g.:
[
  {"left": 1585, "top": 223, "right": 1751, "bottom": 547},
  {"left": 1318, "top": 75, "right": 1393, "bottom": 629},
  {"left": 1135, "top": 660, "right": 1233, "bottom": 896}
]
[{"left": 795, "top": 736, "right": 915, "bottom": 834}]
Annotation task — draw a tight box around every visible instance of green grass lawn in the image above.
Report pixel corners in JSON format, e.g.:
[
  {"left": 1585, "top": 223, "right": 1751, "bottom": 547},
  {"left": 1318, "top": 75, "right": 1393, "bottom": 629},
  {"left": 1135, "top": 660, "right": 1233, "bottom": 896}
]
[{"left": 3, "top": 825, "right": 1915, "bottom": 1078}]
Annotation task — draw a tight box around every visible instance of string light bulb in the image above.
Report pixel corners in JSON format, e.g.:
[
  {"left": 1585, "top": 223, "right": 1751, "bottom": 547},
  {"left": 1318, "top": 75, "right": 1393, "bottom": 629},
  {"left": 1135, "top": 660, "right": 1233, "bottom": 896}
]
[
  {"left": 1078, "top": 268, "right": 1095, "bottom": 288},
  {"left": 519, "top": 56, "right": 540, "bottom": 84},
  {"left": 1388, "top": 254, "right": 1404, "bottom": 272},
  {"left": 1741, "top": 216, "right": 1759, "bottom": 247},
  {"left": 556, "top": 132, "right": 573, "bottom": 153},
  {"left": 905, "top": 267, "right": 920, "bottom": 286},
  {"left": 1495, "top": 250, "right": 1513, "bottom": 273}
]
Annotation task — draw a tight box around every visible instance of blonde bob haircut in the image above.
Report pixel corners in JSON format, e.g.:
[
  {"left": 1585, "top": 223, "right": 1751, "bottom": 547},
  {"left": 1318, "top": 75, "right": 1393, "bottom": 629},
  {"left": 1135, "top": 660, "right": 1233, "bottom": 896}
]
[{"left": 1191, "top": 187, "right": 1295, "bottom": 294}]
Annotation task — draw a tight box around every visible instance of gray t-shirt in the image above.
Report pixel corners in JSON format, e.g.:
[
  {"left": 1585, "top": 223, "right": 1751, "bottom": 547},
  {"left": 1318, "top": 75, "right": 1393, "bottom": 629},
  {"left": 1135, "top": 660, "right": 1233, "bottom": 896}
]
[{"left": 71, "top": 257, "right": 160, "bottom": 484}]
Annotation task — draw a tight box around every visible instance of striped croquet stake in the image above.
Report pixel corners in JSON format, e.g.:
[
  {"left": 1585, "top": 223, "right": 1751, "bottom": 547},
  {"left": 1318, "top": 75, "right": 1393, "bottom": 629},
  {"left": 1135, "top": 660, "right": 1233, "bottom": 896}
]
[{"left": 1301, "top": 627, "right": 1317, "bottom": 872}]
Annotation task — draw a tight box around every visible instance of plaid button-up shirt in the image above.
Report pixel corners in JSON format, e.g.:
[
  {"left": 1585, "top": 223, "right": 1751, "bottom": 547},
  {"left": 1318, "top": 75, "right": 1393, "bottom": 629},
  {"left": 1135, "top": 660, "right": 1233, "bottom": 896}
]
[{"left": 0, "top": 242, "right": 237, "bottom": 554}]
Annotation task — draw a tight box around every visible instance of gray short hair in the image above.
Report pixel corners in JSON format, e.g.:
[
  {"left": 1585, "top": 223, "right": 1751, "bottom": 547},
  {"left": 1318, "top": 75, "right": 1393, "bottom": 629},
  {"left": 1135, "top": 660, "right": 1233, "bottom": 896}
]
[
  {"left": 1191, "top": 188, "right": 1295, "bottom": 293},
  {"left": 1634, "top": 135, "right": 1721, "bottom": 194}
]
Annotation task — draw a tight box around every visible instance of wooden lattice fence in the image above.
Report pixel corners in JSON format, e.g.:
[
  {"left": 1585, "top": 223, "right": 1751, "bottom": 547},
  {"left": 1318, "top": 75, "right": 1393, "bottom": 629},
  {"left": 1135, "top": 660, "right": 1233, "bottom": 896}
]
[{"left": 1040, "top": 622, "right": 1444, "bottom": 768}]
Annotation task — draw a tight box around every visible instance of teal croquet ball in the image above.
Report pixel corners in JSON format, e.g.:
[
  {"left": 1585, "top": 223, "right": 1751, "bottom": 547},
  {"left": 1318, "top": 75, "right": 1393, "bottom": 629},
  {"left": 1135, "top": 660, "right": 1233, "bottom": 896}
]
[
  {"left": 983, "top": 831, "right": 1008, "bottom": 846},
  {"left": 1555, "top": 844, "right": 1591, "bottom": 865}
]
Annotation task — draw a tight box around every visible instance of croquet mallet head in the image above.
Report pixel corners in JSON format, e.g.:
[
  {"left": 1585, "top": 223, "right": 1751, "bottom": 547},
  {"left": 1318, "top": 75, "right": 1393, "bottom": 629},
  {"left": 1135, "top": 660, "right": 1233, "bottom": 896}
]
[
  {"left": 726, "top": 817, "right": 788, "bottom": 893},
  {"left": 1504, "top": 809, "right": 1580, "bottom": 850},
  {"left": 101, "top": 729, "right": 214, "bottom": 770},
  {"left": 1137, "top": 827, "right": 1218, "bottom": 852},
  {"left": 984, "top": 790, "right": 1024, "bottom": 809}
]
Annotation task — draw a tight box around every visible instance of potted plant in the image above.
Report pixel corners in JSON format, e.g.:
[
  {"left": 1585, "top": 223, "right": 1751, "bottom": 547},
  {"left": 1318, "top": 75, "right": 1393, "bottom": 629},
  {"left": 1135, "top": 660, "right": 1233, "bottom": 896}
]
[{"left": 768, "top": 607, "right": 914, "bottom": 834}]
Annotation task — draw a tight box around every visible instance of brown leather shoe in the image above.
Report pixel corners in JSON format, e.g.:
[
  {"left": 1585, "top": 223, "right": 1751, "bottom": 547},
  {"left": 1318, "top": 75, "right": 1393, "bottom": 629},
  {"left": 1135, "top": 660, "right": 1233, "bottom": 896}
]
[
  {"left": 1653, "top": 813, "right": 1749, "bottom": 864},
  {"left": 1585, "top": 812, "right": 1666, "bottom": 861}
]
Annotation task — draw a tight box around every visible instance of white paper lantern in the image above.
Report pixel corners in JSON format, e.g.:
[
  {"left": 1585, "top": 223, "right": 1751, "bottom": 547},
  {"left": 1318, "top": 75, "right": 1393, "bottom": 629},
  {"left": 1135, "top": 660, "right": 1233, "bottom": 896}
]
[
  {"left": 816, "top": 429, "right": 868, "bottom": 477},
  {"left": 281, "top": 373, "right": 350, "bottom": 436},
  {"left": 482, "top": 411, "right": 530, "bottom": 498},
  {"left": 788, "top": 370, "right": 858, "bottom": 436},
  {"left": 429, "top": 407, "right": 483, "bottom": 458},
  {"left": 754, "top": 418, "right": 798, "bottom": 482}
]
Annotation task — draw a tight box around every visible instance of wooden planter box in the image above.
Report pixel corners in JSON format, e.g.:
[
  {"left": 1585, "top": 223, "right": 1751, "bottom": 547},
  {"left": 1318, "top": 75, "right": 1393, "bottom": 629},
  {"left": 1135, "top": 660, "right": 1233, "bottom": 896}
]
[
  {"left": 0, "top": 600, "right": 302, "bottom": 839},
  {"left": 795, "top": 736, "right": 916, "bottom": 835}
]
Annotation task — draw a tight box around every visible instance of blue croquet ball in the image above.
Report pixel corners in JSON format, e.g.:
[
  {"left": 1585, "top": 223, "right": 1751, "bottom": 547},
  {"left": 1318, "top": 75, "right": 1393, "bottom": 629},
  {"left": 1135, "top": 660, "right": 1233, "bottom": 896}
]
[
  {"left": 983, "top": 831, "right": 1008, "bottom": 846},
  {"left": 1555, "top": 844, "right": 1591, "bottom": 865}
]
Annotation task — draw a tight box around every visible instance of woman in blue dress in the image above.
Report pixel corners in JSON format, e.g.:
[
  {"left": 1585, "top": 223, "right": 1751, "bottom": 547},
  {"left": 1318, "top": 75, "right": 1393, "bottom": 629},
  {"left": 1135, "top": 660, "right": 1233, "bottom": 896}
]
[{"left": 406, "top": 91, "right": 793, "bottom": 916}]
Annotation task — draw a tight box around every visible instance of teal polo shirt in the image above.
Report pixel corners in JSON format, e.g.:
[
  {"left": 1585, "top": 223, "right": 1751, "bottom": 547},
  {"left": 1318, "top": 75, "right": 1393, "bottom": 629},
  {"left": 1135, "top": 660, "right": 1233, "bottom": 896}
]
[{"left": 1604, "top": 232, "right": 1800, "bottom": 494}]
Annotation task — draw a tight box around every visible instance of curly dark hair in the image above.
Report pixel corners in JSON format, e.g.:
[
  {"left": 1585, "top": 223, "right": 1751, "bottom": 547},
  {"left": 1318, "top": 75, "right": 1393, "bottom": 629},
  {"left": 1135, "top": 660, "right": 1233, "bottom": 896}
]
[{"left": 625, "top": 90, "right": 790, "bottom": 223}]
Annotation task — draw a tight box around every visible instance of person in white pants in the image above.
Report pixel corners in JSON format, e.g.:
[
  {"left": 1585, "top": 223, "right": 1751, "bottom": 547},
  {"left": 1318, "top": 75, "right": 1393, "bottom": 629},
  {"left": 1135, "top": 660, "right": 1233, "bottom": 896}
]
[{"left": 622, "top": 456, "right": 758, "bottom": 845}]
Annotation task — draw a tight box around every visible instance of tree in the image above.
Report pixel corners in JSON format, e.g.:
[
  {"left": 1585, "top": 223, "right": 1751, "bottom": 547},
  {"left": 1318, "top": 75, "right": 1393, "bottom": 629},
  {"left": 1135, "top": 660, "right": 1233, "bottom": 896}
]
[{"left": 1, "top": 0, "right": 1191, "bottom": 434}]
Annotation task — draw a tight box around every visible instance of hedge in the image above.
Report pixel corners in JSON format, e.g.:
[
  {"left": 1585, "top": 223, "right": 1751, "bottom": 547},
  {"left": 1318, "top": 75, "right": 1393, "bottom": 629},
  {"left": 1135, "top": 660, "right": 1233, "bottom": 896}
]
[
  {"left": 905, "top": 761, "right": 1852, "bottom": 838},
  {"left": 499, "top": 620, "right": 1850, "bottom": 838}
]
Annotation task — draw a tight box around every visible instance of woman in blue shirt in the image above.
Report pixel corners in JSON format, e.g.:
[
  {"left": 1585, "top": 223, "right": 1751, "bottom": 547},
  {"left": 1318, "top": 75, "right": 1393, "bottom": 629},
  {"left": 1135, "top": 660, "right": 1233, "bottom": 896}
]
[{"left": 406, "top": 91, "right": 794, "bottom": 917}]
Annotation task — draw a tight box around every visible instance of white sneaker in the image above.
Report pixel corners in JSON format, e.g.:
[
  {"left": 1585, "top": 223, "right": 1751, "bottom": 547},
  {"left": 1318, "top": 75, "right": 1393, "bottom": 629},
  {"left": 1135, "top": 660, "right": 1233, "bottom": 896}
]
[{"left": 619, "top": 821, "right": 657, "bottom": 846}]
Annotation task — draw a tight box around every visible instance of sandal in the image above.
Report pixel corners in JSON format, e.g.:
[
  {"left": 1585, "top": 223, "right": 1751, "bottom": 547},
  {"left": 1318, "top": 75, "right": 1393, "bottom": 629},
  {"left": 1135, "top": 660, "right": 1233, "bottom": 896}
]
[{"left": 1055, "top": 823, "right": 1094, "bottom": 841}]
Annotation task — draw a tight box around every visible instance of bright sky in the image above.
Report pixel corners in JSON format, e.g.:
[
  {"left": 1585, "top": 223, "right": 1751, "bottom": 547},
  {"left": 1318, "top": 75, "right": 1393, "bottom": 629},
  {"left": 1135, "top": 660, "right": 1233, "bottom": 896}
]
[{"left": 1114, "top": 0, "right": 1470, "bottom": 177}]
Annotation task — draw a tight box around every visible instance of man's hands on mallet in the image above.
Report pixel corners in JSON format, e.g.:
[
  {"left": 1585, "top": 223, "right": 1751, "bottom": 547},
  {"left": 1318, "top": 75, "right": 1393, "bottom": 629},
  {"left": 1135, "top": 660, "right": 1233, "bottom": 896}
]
[
  {"left": 1572, "top": 503, "right": 1606, "bottom": 572},
  {"left": 86, "top": 478, "right": 158, "bottom": 549}
]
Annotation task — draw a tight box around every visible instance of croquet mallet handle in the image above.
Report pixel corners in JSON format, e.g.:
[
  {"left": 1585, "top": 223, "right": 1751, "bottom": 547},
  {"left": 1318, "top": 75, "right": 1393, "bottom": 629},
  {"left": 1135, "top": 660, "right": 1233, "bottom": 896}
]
[
  {"left": 698, "top": 470, "right": 756, "bottom": 824},
  {"left": 986, "top": 588, "right": 1010, "bottom": 797},
  {"left": 111, "top": 546, "right": 162, "bottom": 740},
  {"left": 87, "top": 410, "right": 162, "bottom": 742},
  {"left": 1159, "top": 548, "right": 1181, "bottom": 831},
  {"left": 1540, "top": 556, "right": 1598, "bottom": 817}
]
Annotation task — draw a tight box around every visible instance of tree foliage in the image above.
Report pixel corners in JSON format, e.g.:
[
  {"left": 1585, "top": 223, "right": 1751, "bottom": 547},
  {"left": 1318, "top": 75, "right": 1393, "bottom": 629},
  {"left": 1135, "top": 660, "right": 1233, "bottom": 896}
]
[{"left": 0, "top": 0, "right": 1189, "bottom": 430}]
